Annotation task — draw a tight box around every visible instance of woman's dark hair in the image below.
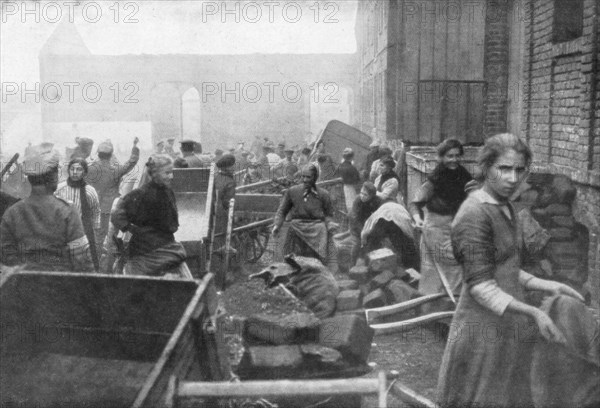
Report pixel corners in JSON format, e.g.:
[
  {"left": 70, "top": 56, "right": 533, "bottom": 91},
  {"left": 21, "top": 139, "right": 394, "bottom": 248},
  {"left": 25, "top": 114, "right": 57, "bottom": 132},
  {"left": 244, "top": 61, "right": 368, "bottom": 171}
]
[
  {"left": 380, "top": 156, "right": 396, "bottom": 169},
  {"left": 437, "top": 138, "right": 464, "bottom": 157},
  {"left": 301, "top": 147, "right": 312, "bottom": 155},
  {"left": 379, "top": 147, "right": 393, "bottom": 157},
  {"left": 477, "top": 133, "right": 532, "bottom": 177},
  {"left": 67, "top": 158, "right": 88, "bottom": 176}
]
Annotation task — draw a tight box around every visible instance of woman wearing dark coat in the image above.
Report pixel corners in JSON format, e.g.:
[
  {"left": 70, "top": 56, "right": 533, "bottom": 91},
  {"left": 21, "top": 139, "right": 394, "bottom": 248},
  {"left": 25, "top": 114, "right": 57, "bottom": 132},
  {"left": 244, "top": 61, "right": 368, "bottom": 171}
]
[
  {"left": 409, "top": 139, "right": 472, "bottom": 296},
  {"left": 111, "top": 154, "right": 186, "bottom": 276}
]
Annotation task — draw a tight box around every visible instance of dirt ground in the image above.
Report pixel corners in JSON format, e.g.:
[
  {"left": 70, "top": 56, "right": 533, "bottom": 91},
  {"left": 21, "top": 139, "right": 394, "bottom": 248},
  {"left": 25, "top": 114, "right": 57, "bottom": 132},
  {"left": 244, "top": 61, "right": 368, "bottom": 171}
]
[{"left": 220, "top": 259, "right": 447, "bottom": 407}]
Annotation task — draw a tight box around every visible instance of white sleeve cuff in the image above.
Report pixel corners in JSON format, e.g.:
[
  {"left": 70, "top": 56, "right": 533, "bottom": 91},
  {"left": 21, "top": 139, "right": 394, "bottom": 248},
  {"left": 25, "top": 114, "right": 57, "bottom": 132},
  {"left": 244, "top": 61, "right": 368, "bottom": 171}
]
[{"left": 469, "top": 280, "right": 514, "bottom": 316}]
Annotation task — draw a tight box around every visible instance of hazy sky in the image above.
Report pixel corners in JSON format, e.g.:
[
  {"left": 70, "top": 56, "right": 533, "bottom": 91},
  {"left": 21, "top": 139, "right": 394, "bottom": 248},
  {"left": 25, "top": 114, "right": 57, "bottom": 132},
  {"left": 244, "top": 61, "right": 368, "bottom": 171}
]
[{"left": 1, "top": 0, "right": 358, "bottom": 83}]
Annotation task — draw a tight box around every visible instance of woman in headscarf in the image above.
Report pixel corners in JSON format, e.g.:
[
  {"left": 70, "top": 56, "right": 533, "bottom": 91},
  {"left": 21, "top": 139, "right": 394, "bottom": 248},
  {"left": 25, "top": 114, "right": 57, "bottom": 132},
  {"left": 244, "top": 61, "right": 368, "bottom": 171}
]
[
  {"left": 272, "top": 164, "right": 337, "bottom": 263},
  {"left": 55, "top": 158, "right": 101, "bottom": 270},
  {"left": 111, "top": 154, "right": 187, "bottom": 277},
  {"left": 409, "top": 139, "right": 472, "bottom": 296}
]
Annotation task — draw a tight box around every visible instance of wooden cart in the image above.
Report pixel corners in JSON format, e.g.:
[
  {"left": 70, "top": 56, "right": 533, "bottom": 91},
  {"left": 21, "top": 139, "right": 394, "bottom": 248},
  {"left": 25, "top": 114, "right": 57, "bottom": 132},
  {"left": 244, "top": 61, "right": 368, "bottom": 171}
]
[
  {"left": 0, "top": 271, "right": 229, "bottom": 408},
  {"left": 171, "top": 166, "right": 215, "bottom": 277}
]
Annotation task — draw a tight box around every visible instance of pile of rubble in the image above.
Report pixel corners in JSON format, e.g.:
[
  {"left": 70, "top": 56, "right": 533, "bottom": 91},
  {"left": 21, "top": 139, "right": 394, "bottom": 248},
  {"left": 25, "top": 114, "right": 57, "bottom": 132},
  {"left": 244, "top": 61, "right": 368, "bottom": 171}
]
[
  {"left": 236, "top": 312, "right": 373, "bottom": 380},
  {"left": 516, "top": 173, "right": 590, "bottom": 298},
  {"left": 235, "top": 255, "right": 375, "bottom": 381},
  {"left": 340, "top": 248, "right": 420, "bottom": 312}
]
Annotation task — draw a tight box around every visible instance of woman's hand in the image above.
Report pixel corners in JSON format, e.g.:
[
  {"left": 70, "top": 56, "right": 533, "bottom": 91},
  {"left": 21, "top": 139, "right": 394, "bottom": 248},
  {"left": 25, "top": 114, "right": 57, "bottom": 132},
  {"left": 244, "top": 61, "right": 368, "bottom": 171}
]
[
  {"left": 544, "top": 281, "right": 585, "bottom": 302},
  {"left": 534, "top": 309, "right": 566, "bottom": 344}
]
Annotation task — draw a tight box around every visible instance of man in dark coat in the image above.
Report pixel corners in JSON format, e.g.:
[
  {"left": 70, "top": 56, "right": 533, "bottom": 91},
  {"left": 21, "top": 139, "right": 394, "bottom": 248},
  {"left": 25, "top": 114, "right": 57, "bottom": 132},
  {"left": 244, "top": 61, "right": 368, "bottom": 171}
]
[
  {"left": 1, "top": 144, "right": 93, "bottom": 271},
  {"left": 86, "top": 137, "right": 140, "bottom": 255},
  {"left": 212, "top": 154, "right": 237, "bottom": 288},
  {"left": 214, "top": 154, "right": 237, "bottom": 234},
  {"left": 179, "top": 140, "right": 204, "bottom": 167}
]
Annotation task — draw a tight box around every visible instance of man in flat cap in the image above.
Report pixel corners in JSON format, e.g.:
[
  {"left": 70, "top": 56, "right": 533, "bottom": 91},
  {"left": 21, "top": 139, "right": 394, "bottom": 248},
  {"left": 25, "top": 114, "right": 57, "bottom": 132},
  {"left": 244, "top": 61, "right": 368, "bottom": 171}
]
[
  {"left": 0, "top": 144, "right": 93, "bottom": 271},
  {"left": 86, "top": 137, "right": 140, "bottom": 256},
  {"left": 179, "top": 139, "right": 204, "bottom": 168},
  {"left": 164, "top": 137, "right": 178, "bottom": 159},
  {"left": 338, "top": 147, "right": 361, "bottom": 211},
  {"left": 214, "top": 154, "right": 237, "bottom": 232},
  {"left": 155, "top": 140, "right": 165, "bottom": 154},
  {"left": 276, "top": 142, "right": 286, "bottom": 159},
  {"left": 193, "top": 141, "right": 213, "bottom": 166},
  {"left": 272, "top": 147, "right": 296, "bottom": 178}
]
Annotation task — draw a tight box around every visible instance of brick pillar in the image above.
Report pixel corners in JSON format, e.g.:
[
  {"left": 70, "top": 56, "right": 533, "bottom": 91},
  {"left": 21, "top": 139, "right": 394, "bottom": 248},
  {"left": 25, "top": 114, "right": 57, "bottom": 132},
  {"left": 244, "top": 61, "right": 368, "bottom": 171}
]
[{"left": 484, "top": 0, "right": 510, "bottom": 136}]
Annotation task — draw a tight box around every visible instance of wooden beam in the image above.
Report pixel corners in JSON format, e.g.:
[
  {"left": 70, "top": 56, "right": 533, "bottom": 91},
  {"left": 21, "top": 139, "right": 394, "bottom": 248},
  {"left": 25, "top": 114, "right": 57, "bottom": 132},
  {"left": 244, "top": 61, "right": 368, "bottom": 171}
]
[
  {"left": 366, "top": 293, "right": 449, "bottom": 322},
  {"left": 370, "top": 311, "right": 454, "bottom": 335},
  {"left": 177, "top": 376, "right": 383, "bottom": 399},
  {"left": 389, "top": 381, "right": 439, "bottom": 408}
]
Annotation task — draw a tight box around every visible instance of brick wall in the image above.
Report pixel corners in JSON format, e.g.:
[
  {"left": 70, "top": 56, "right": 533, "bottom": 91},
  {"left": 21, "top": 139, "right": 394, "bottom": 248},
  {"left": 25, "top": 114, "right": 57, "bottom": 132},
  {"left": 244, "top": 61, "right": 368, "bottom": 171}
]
[
  {"left": 484, "top": 0, "right": 510, "bottom": 135},
  {"left": 523, "top": 0, "right": 600, "bottom": 306}
]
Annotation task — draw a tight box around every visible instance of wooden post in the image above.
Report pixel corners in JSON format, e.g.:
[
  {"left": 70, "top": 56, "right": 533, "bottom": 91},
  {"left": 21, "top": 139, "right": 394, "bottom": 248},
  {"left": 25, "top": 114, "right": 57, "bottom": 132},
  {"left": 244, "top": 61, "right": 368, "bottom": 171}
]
[{"left": 223, "top": 198, "right": 235, "bottom": 287}]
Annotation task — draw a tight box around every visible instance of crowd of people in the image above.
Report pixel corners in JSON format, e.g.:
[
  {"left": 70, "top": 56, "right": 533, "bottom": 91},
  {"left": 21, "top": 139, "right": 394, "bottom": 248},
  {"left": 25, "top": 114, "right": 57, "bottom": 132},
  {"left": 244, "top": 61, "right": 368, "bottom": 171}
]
[{"left": 0, "top": 131, "right": 597, "bottom": 408}]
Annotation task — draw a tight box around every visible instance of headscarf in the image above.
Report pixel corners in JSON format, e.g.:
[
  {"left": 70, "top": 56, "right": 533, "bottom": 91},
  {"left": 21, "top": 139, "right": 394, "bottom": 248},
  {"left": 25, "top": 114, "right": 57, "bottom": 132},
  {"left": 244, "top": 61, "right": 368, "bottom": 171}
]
[
  {"left": 301, "top": 164, "right": 319, "bottom": 200},
  {"left": 67, "top": 158, "right": 98, "bottom": 270}
]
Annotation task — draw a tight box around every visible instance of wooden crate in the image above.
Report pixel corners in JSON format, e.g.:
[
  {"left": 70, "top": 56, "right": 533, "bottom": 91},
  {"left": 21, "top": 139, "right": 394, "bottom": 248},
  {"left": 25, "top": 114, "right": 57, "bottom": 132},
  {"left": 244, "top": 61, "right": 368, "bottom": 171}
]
[{"left": 0, "top": 271, "right": 223, "bottom": 408}]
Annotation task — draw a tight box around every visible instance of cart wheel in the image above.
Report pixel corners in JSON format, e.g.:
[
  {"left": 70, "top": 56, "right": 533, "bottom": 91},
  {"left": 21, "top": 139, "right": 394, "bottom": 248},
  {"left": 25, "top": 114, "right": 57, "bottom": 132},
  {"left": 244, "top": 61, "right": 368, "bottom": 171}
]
[{"left": 242, "top": 226, "right": 270, "bottom": 263}]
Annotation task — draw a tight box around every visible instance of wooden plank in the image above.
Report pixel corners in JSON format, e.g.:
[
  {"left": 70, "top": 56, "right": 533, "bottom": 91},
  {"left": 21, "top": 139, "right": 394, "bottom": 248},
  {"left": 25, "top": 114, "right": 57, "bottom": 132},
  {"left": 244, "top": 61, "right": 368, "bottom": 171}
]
[
  {"left": 370, "top": 311, "right": 455, "bottom": 335},
  {"left": 446, "top": 7, "right": 461, "bottom": 80},
  {"left": 390, "top": 381, "right": 439, "bottom": 408},
  {"left": 365, "top": 293, "right": 449, "bottom": 322},
  {"left": 470, "top": 5, "right": 485, "bottom": 80},
  {"left": 132, "top": 273, "right": 214, "bottom": 408},
  {"left": 402, "top": 1, "right": 421, "bottom": 142},
  {"left": 433, "top": 6, "right": 447, "bottom": 80},
  {"left": 419, "top": 6, "right": 434, "bottom": 80},
  {"left": 178, "top": 377, "right": 382, "bottom": 398}
]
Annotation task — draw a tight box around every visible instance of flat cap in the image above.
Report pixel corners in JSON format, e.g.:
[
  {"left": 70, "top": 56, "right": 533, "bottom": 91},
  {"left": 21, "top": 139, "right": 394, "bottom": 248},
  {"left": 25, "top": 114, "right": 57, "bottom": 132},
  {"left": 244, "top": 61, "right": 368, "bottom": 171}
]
[
  {"left": 369, "top": 140, "right": 380, "bottom": 148},
  {"left": 97, "top": 139, "right": 114, "bottom": 154},
  {"left": 342, "top": 147, "right": 354, "bottom": 155},
  {"left": 76, "top": 137, "right": 94, "bottom": 148},
  {"left": 23, "top": 143, "right": 60, "bottom": 176},
  {"left": 216, "top": 153, "right": 236, "bottom": 168}
]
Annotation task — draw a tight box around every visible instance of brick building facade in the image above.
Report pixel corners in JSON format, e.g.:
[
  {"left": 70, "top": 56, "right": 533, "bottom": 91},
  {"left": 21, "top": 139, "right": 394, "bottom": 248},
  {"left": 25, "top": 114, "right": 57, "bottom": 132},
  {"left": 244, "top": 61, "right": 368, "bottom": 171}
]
[
  {"left": 522, "top": 0, "right": 600, "bottom": 302},
  {"left": 356, "top": 0, "right": 600, "bottom": 304}
]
